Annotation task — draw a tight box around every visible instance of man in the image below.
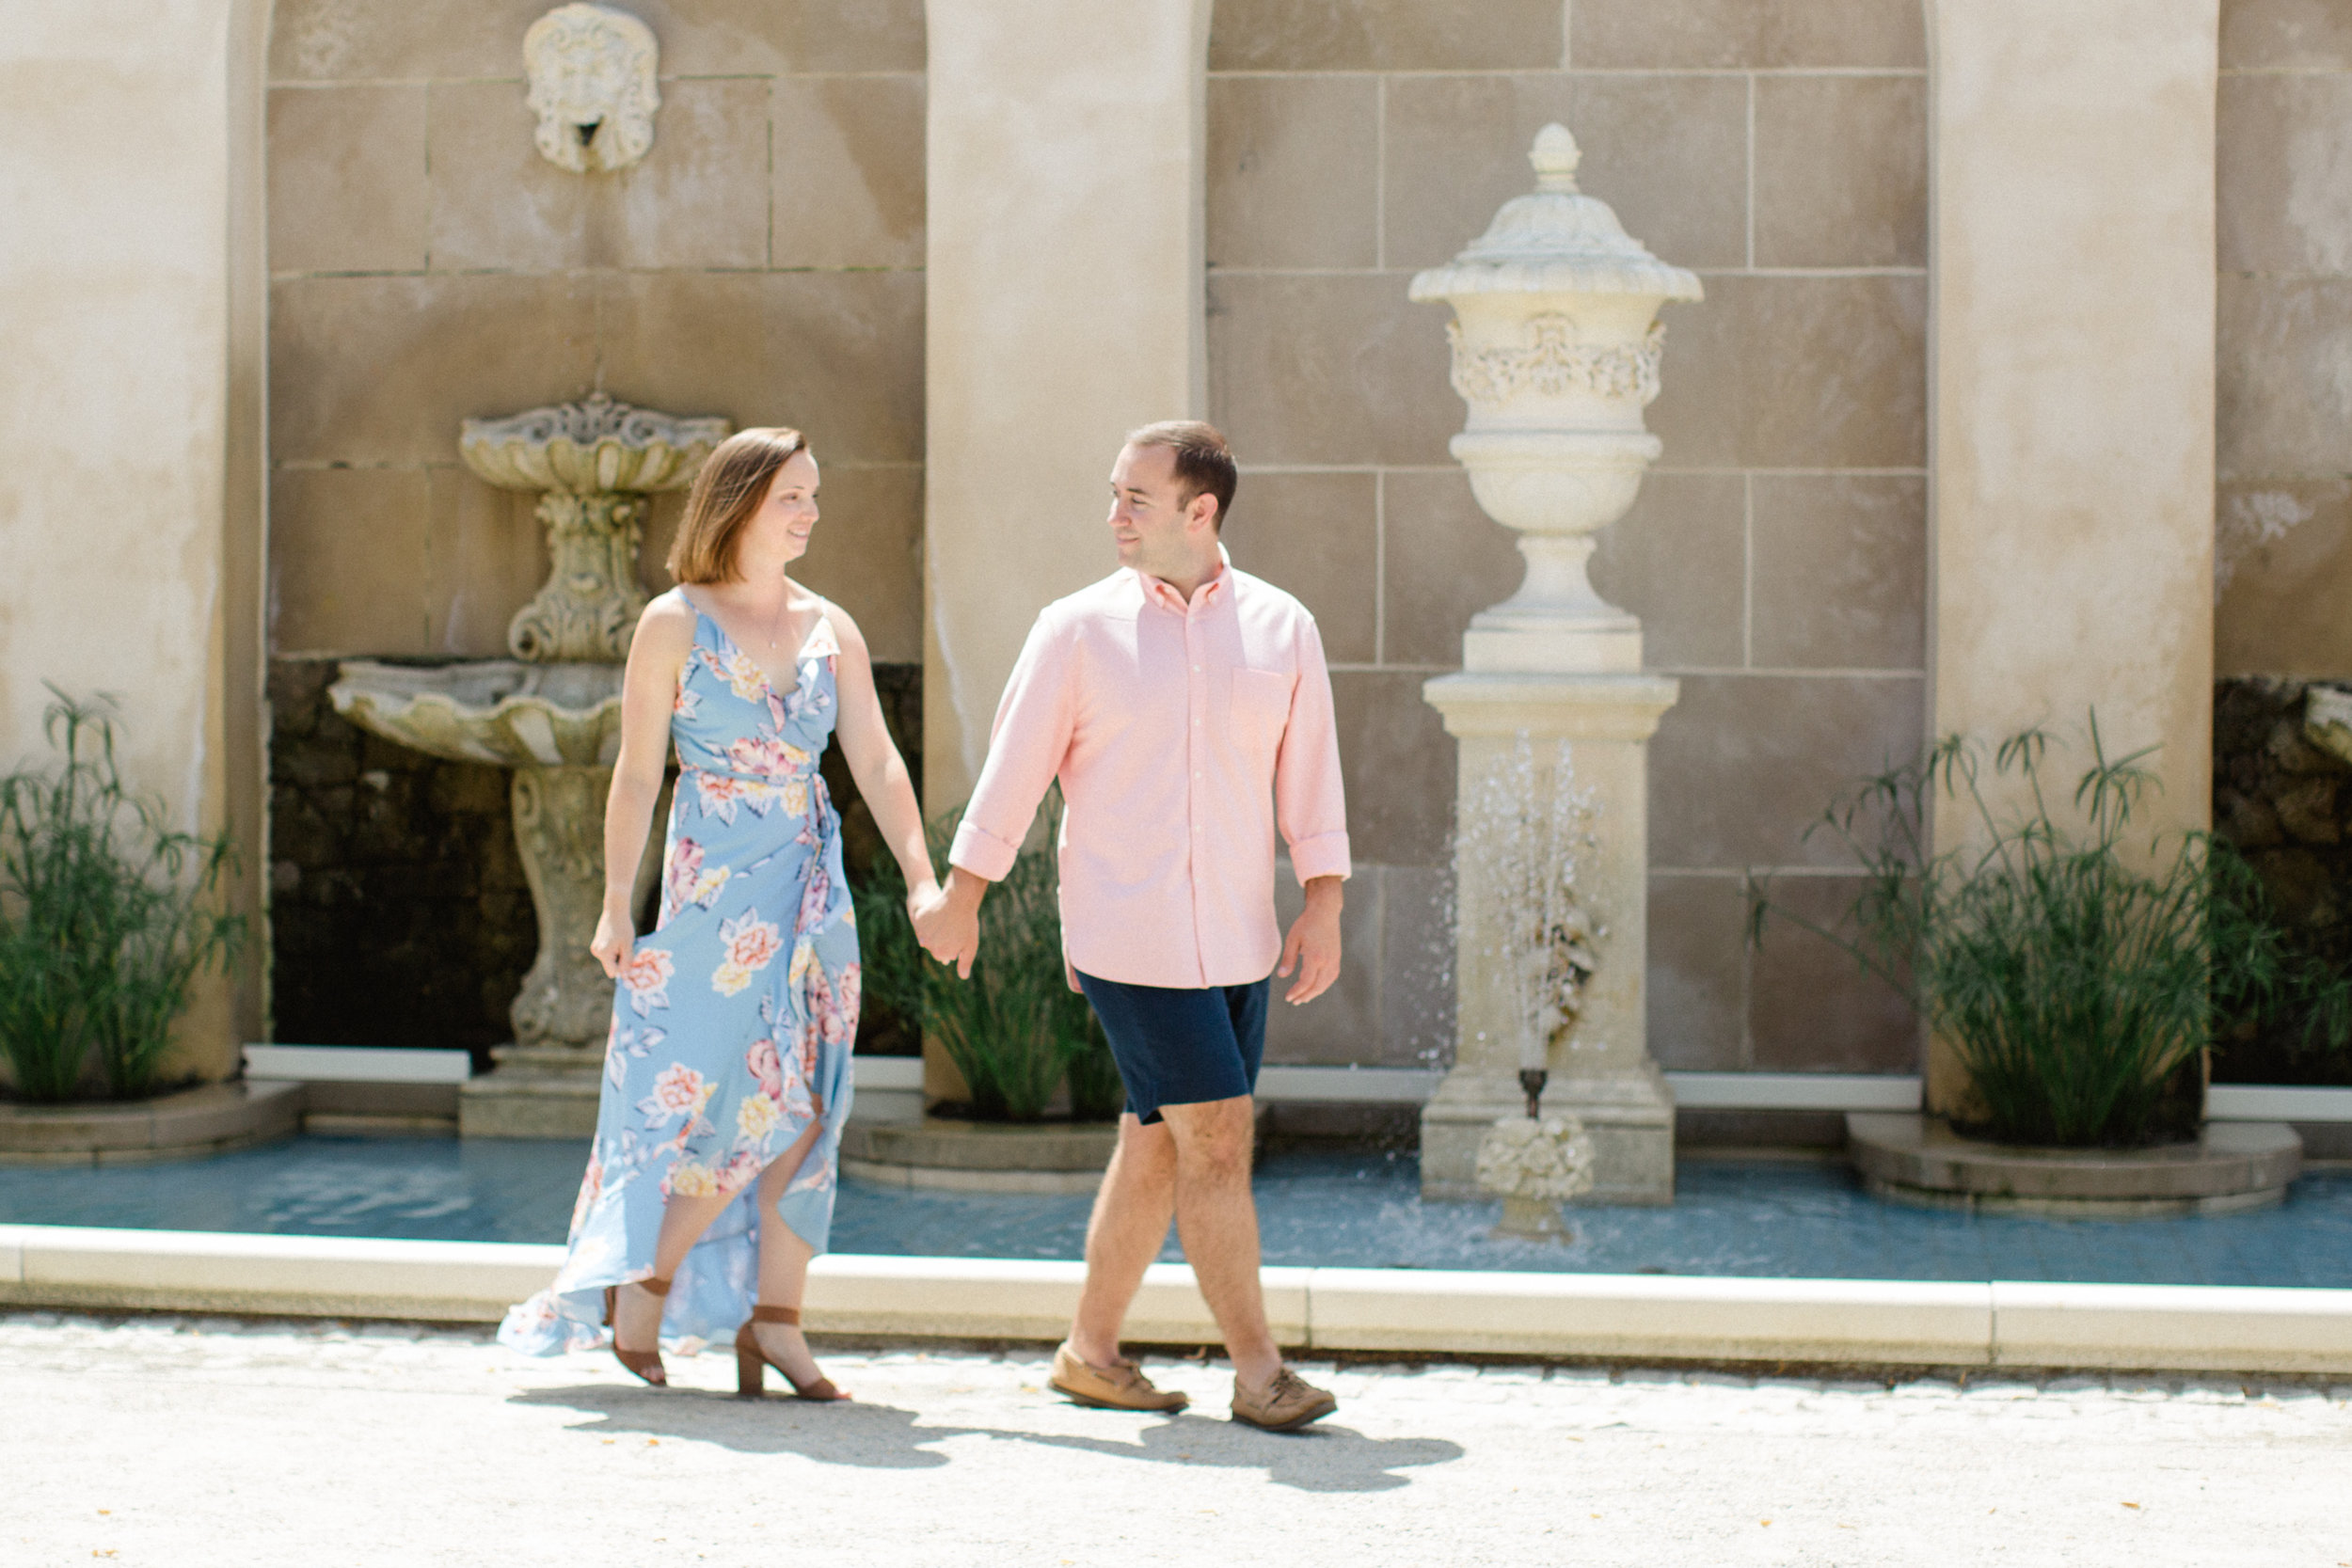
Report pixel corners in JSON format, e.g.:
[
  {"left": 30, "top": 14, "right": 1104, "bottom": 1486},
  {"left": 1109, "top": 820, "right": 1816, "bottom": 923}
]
[{"left": 914, "top": 420, "right": 1348, "bottom": 1432}]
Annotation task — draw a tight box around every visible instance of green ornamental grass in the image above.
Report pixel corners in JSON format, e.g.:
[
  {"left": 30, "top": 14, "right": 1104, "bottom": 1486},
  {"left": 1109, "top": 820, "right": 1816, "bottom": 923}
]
[
  {"left": 1750, "top": 719, "right": 2352, "bottom": 1148},
  {"left": 0, "top": 689, "right": 244, "bottom": 1102},
  {"left": 852, "top": 789, "right": 1120, "bottom": 1122}
]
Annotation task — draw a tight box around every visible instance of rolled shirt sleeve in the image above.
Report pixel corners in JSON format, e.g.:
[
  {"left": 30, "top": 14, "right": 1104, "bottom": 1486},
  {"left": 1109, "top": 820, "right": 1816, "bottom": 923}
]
[
  {"left": 947, "top": 611, "right": 1073, "bottom": 882},
  {"left": 1276, "top": 614, "right": 1352, "bottom": 885}
]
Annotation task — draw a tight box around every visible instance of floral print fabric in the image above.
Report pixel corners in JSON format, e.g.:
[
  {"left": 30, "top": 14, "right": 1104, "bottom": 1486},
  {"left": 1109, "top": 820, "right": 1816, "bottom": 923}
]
[{"left": 500, "top": 604, "right": 859, "bottom": 1355}]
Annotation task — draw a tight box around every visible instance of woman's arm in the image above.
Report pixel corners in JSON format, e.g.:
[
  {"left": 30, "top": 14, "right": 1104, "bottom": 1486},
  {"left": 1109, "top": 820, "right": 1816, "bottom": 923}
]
[
  {"left": 590, "top": 594, "right": 696, "bottom": 979},
  {"left": 823, "top": 602, "right": 940, "bottom": 907}
]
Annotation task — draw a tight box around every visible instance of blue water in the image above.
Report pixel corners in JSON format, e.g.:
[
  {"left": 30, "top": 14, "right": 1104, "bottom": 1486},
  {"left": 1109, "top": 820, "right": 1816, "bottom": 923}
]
[{"left": 2, "top": 1137, "right": 2348, "bottom": 1288}]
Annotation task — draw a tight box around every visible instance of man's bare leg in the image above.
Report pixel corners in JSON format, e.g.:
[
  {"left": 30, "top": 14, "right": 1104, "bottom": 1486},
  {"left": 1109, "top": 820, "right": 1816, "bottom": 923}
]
[
  {"left": 1159, "top": 1095, "right": 1281, "bottom": 1389},
  {"left": 1067, "top": 1113, "right": 1177, "bottom": 1367}
]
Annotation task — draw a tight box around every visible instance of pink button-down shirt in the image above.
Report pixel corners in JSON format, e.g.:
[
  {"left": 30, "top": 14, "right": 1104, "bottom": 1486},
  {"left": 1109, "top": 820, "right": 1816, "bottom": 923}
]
[{"left": 947, "top": 560, "right": 1351, "bottom": 990}]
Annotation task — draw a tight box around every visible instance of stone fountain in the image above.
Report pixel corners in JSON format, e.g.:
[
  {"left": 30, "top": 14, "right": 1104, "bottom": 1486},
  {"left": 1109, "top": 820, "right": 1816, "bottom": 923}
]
[
  {"left": 1412, "top": 124, "right": 1702, "bottom": 1205},
  {"left": 330, "top": 392, "right": 728, "bottom": 1137}
]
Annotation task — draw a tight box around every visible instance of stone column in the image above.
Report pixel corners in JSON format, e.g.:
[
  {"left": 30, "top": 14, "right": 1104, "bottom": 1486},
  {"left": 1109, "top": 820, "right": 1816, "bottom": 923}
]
[
  {"left": 1924, "top": 1, "right": 2218, "bottom": 1115},
  {"left": 1413, "top": 128, "right": 1700, "bottom": 1205},
  {"left": 921, "top": 0, "right": 1213, "bottom": 810},
  {"left": 920, "top": 0, "right": 1212, "bottom": 1101},
  {"left": 0, "top": 1, "right": 268, "bottom": 1081}
]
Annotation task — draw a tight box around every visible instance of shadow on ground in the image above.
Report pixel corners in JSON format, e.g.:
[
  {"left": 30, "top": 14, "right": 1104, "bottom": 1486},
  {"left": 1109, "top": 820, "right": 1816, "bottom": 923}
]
[
  {"left": 998, "top": 1411, "right": 1463, "bottom": 1493},
  {"left": 509, "top": 1386, "right": 1463, "bottom": 1492},
  {"left": 509, "top": 1386, "right": 965, "bottom": 1468}
]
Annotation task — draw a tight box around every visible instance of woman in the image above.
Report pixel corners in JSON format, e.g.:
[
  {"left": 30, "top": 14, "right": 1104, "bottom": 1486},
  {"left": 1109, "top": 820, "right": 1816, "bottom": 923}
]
[{"left": 500, "top": 428, "right": 940, "bottom": 1399}]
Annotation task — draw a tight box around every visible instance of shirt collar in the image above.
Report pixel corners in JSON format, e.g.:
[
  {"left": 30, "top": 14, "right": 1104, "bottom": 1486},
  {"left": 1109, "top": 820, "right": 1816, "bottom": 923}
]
[{"left": 1135, "top": 544, "right": 1232, "bottom": 612}]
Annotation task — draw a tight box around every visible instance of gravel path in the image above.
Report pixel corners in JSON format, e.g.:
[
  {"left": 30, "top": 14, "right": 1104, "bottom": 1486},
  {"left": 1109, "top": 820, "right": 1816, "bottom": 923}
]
[{"left": 5, "top": 1313, "right": 2349, "bottom": 1567}]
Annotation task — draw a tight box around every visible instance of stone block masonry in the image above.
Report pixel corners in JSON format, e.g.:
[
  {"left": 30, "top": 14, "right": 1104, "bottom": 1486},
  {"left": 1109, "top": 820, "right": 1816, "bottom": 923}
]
[{"left": 1204, "top": 0, "right": 1931, "bottom": 1082}]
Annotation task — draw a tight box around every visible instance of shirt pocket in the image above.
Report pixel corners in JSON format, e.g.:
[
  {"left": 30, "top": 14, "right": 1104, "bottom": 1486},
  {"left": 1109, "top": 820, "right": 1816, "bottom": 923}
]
[{"left": 1230, "top": 667, "right": 1295, "bottom": 757}]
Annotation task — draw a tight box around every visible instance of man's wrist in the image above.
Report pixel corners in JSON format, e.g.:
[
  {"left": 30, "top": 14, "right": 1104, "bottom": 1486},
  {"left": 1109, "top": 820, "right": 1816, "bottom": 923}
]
[
  {"left": 945, "top": 863, "right": 992, "bottom": 911},
  {"left": 1302, "top": 875, "right": 1344, "bottom": 908}
]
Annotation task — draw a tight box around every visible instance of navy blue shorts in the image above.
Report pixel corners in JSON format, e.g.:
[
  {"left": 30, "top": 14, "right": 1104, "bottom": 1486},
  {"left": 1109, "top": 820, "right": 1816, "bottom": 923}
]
[{"left": 1075, "top": 971, "right": 1271, "bottom": 1125}]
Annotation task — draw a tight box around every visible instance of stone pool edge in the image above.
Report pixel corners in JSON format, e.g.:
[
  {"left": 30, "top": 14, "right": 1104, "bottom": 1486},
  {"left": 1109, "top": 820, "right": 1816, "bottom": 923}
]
[{"left": 3, "top": 1224, "right": 2349, "bottom": 1375}]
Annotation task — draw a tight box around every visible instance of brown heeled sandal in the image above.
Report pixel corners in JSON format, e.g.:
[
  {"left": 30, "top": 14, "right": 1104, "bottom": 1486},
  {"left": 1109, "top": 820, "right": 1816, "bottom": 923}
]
[
  {"left": 601, "top": 1275, "right": 673, "bottom": 1387},
  {"left": 735, "top": 1305, "right": 849, "bottom": 1402}
]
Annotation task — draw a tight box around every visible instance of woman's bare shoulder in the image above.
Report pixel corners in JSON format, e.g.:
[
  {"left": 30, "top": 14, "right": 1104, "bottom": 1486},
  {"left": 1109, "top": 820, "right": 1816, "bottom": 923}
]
[{"left": 633, "top": 589, "right": 699, "bottom": 657}]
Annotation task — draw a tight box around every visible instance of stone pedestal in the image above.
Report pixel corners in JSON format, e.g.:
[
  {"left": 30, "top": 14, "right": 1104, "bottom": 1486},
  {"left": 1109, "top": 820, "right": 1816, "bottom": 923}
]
[
  {"left": 1420, "top": 673, "right": 1678, "bottom": 1203},
  {"left": 459, "top": 1045, "right": 601, "bottom": 1139},
  {"left": 1407, "top": 126, "right": 1699, "bottom": 1207},
  {"left": 508, "top": 763, "right": 616, "bottom": 1052}
]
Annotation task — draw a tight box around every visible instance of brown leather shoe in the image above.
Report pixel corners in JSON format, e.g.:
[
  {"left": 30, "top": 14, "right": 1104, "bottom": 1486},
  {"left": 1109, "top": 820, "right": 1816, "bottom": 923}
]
[
  {"left": 1231, "top": 1366, "right": 1337, "bottom": 1432},
  {"left": 1047, "top": 1341, "right": 1189, "bottom": 1412}
]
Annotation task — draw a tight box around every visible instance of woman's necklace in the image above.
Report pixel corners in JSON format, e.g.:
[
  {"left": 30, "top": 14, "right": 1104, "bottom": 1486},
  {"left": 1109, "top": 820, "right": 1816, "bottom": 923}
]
[{"left": 761, "top": 578, "right": 797, "bottom": 650}]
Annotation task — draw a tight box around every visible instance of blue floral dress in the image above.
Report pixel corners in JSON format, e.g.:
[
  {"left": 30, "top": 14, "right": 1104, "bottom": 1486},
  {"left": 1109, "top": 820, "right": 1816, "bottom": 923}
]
[{"left": 500, "top": 596, "right": 859, "bottom": 1354}]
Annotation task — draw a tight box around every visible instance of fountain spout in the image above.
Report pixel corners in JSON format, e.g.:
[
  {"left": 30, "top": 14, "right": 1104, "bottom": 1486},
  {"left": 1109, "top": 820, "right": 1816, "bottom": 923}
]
[{"left": 1518, "top": 1068, "right": 1548, "bottom": 1120}]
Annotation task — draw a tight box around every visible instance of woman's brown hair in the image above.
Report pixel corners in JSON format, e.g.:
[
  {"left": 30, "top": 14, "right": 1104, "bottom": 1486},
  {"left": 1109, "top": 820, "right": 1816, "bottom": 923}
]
[{"left": 665, "top": 427, "right": 810, "bottom": 583}]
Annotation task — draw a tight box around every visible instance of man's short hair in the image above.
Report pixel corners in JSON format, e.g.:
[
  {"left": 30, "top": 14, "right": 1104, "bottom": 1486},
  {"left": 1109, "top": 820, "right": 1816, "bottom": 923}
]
[{"left": 1127, "top": 420, "right": 1237, "bottom": 531}]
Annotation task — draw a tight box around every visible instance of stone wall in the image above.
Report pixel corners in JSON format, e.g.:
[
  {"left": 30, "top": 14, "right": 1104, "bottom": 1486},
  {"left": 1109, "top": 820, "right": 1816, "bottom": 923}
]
[
  {"left": 268, "top": 659, "right": 533, "bottom": 1057},
  {"left": 2214, "top": 2, "right": 2352, "bottom": 678},
  {"left": 2213, "top": 676, "right": 2352, "bottom": 1085},
  {"left": 2207, "top": 5, "right": 2352, "bottom": 1085},
  {"left": 264, "top": 0, "right": 926, "bottom": 666},
  {"left": 255, "top": 0, "right": 2350, "bottom": 1086},
  {"left": 1206, "top": 0, "right": 1925, "bottom": 1071}
]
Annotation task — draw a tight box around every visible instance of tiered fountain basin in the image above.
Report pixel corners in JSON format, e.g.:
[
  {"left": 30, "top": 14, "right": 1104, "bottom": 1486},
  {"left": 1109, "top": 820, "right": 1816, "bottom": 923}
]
[
  {"left": 329, "top": 662, "right": 623, "bottom": 768},
  {"left": 325, "top": 394, "right": 726, "bottom": 1137}
]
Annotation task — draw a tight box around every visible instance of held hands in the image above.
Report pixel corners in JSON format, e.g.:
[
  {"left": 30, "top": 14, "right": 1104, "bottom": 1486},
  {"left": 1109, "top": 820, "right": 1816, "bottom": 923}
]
[
  {"left": 910, "top": 867, "right": 985, "bottom": 979},
  {"left": 1277, "top": 877, "right": 1344, "bottom": 1006},
  {"left": 589, "top": 897, "right": 634, "bottom": 980}
]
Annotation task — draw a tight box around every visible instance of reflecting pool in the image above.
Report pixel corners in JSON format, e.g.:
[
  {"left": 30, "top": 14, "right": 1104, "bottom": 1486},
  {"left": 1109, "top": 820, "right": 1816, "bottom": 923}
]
[{"left": 4, "top": 1136, "right": 2349, "bottom": 1288}]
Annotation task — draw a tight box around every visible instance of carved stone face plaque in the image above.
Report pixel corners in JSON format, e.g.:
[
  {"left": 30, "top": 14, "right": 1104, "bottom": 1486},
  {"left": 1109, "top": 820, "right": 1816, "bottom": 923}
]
[{"left": 523, "top": 3, "right": 660, "bottom": 173}]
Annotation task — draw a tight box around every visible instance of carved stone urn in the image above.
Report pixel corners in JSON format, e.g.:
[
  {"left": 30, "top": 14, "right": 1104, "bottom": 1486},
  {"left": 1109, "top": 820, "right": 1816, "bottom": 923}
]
[
  {"left": 1408, "top": 123, "right": 1703, "bottom": 675},
  {"left": 1413, "top": 125, "right": 1700, "bottom": 1204},
  {"left": 330, "top": 393, "right": 727, "bottom": 1136}
]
